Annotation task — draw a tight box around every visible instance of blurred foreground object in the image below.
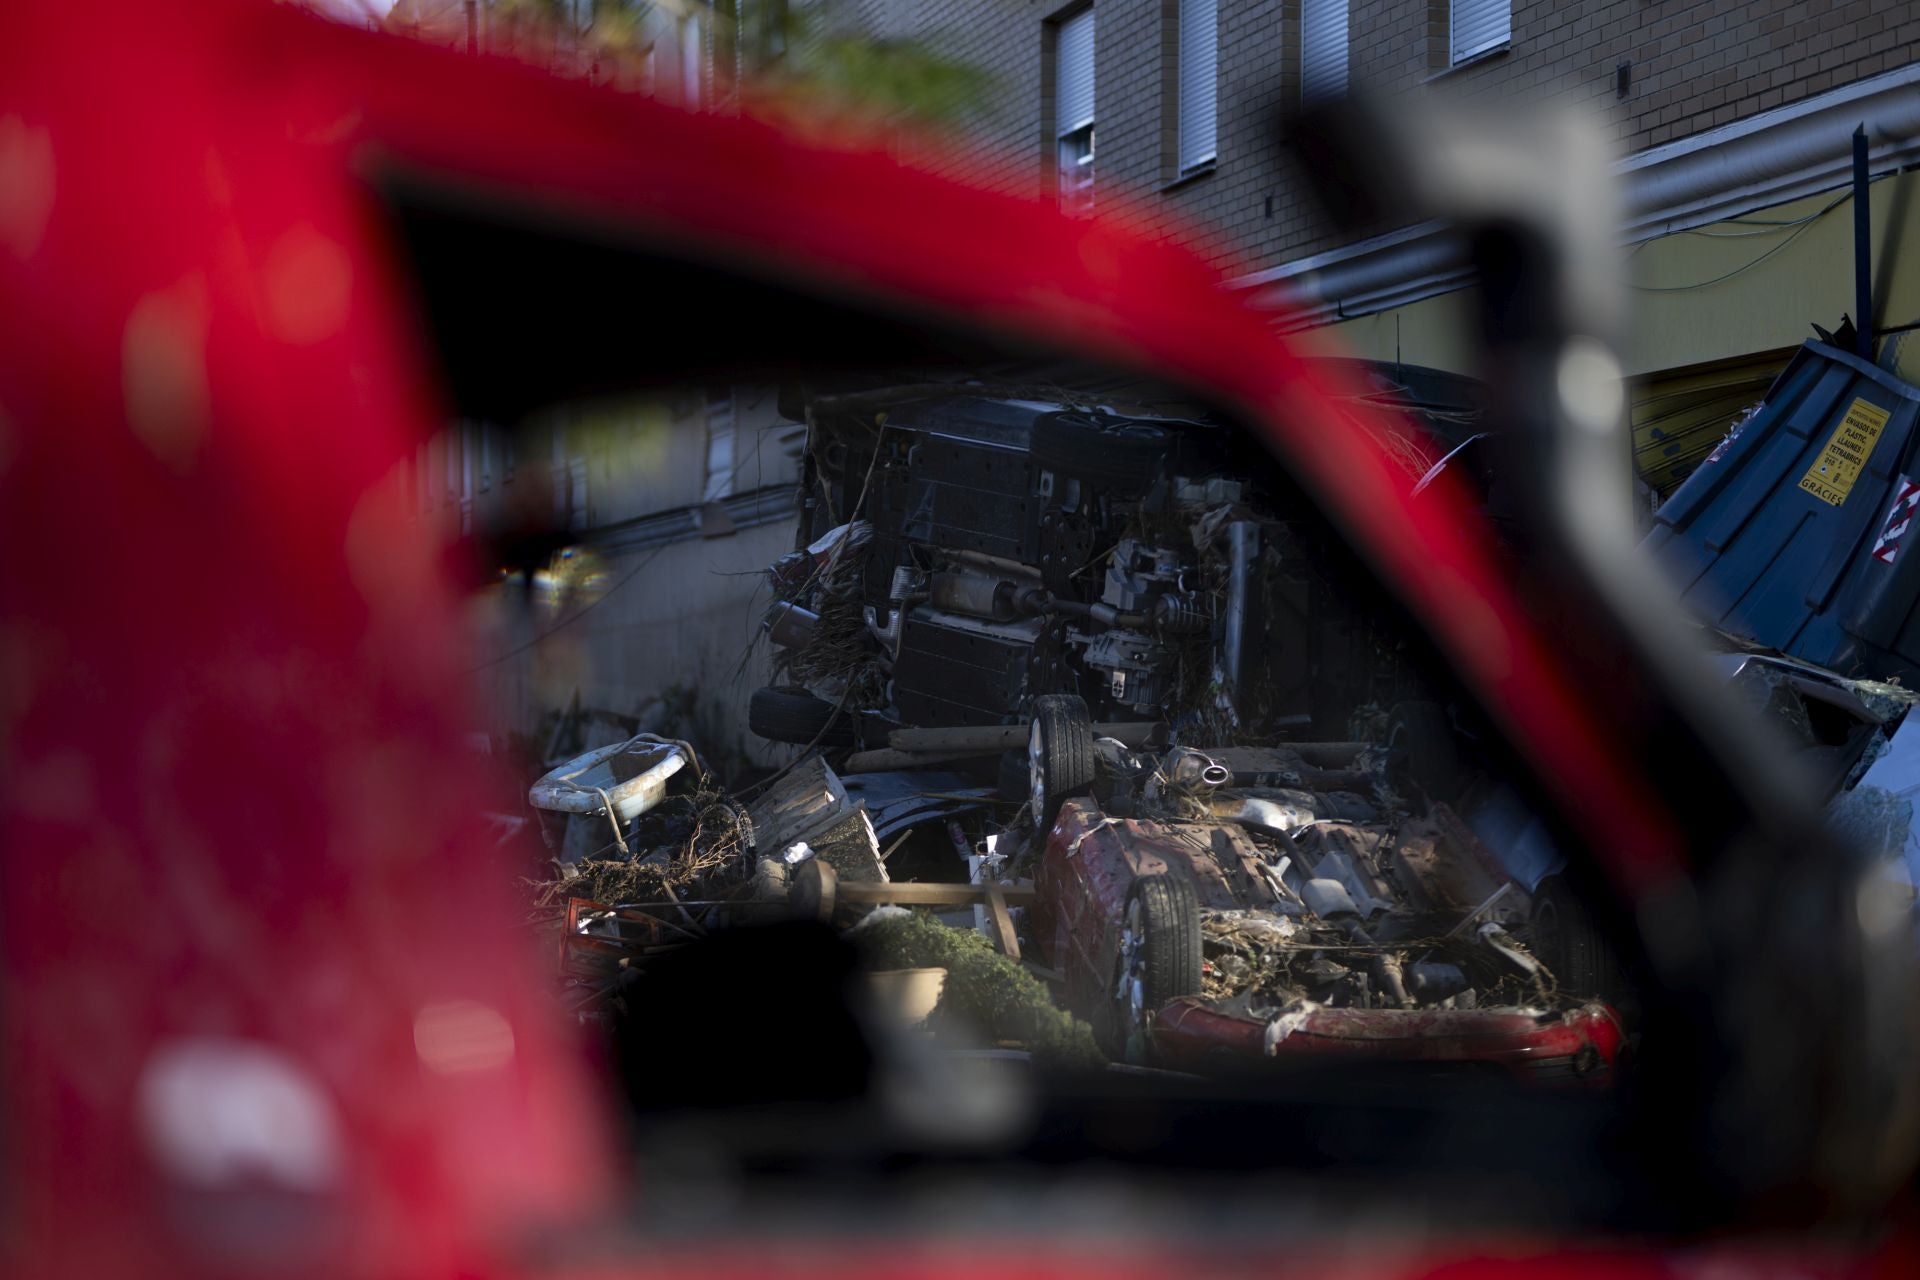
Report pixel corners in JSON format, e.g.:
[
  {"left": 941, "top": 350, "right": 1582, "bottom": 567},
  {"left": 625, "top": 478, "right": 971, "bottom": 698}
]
[
  {"left": 1293, "top": 90, "right": 1920, "bottom": 1215},
  {"left": 2, "top": 2, "right": 1920, "bottom": 1276}
]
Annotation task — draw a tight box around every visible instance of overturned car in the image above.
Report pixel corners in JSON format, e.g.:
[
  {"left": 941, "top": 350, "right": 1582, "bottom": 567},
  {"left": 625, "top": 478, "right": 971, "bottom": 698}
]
[
  {"left": 734, "top": 369, "right": 1636, "bottom": 1083},
  {"left": 753, "top": 366, "right": 1482, "bottom": 748},
  {"left": 1021, "top": 694, "right": 1626, "bottom": 1082}
]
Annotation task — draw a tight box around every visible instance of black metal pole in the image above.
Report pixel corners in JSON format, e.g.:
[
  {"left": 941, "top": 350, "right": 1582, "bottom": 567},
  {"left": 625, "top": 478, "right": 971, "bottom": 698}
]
[{"left": 1854, "top": 123, "right": 1872, "bottom": 360}]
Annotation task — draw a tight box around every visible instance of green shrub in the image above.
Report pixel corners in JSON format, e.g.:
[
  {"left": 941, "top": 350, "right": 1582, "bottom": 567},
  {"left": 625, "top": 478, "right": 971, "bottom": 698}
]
[{"left": 854, "top": 911, "right": 1100, "bottom": 1069}]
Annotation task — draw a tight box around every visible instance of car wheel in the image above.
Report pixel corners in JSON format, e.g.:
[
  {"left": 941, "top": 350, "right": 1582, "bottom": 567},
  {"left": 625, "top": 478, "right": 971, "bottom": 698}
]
[
  {"left": 1110, "top": 873, "right": 1203, "bottom": 1065},
  {"left": 1028, "top": 694, "right": 1095, "bottom": 832},
  {"left": 1386, "top": 700, "right": 1463, "bottom": 804},
  {"left": 748, "top": 685, "right": 854, "bottom": 747},
  {"left": 1031, "top": 410, "right": 1170, "bottom": 492}
]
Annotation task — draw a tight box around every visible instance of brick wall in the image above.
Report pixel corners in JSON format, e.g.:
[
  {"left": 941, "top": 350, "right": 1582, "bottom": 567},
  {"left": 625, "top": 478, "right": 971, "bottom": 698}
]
[{"left": 849, "top": 0, "right": 1920, "bottom": 272}]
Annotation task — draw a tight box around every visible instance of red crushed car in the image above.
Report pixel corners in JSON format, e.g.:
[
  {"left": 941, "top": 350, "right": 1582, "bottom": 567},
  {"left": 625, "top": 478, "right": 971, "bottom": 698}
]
[{"left": 1025, "top": 696, "right": 1625, "bottom": 1083}]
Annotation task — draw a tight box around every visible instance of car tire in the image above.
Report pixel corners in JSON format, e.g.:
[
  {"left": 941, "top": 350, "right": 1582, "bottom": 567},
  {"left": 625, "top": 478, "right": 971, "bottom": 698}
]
[
  {"left": 1387, "top": 700, "right": 1464, "bottom": 804},
  {"left": 1028, "top": 693, "right": 1095, "bottom": 832},
  {"left": 1109, "top": 873, "right": 1204, "bottom": 1064},
  {"left": 748, "top": 685, "right": 854, "bottom": 747},
  {"left": 1031, "top": 411, "right": 1169, "bottom": 492}
]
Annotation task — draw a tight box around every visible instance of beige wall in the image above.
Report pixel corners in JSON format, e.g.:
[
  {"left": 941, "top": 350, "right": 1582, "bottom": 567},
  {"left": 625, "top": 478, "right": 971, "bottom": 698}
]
[
  {"left": 539, "top": 384, "right": 799, "bottom": 529},
  {"left": 1622, "top": 172, "right": 1920, "bottom": 378},
  {"left": 466, "top": 385, "right": 806, "bottom": 769},
  {"left": 1306, "top": 170, "right": 1920, "bottom": 381},
  {"left": 864, "top": 1, "right": 1920, "bottom": 273},
  {"left": 1293, "top": 288, "right": 1483, "bottom": 374},
  {"left": 481, "top": 517, "right": 799, "bottom": 770}
]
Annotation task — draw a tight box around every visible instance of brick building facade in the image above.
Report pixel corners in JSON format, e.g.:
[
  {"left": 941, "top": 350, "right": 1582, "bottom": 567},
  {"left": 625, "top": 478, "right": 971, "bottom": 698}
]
[
  {"left": 833, "top": 0, "right": 1920, "bottom": 492},
  {"left": 853, "top": 0, "right": 1920, "bottom": 269}
]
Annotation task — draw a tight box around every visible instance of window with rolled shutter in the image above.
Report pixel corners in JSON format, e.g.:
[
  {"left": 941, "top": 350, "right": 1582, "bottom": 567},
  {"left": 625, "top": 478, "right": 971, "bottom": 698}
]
[
  {"left": 1056, "top": 9, "right": 1095, "bottom": 137},
  {"left": 1300, "top": 0, "right": 1347, "bottom": 104},
  {"left": 680, "top": 13, "right": 706, "bottom": 108},
  {"left": 1450, "top": 0, "right": 1510, "bottom": 66},
  {"left": 1055, "top": 8, "right": 1095, "bottom": 209},
  {"left": 1177, "top": 0, "right": 1216, "bottom": 172}
]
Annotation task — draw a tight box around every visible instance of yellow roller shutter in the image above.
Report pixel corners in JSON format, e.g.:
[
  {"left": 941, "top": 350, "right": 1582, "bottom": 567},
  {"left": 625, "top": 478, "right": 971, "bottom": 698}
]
[{"left": 1632, "top": 348, "right": 1794, "bottom": 496}]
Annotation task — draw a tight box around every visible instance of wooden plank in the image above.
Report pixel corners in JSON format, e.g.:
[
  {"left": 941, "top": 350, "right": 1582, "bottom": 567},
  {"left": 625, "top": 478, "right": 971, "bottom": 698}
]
[
  {"left": 837, "top": 880, "right": 1037, "bottom": 907},
  {"left": 886, "top": 725, "right": 1024, "bottom": 751},
  {"left": 981, "top": 879, "right": 1022, "bottom": 960},
  {"left": 887, "top": 721, "right": 1162, "bottom": 752}
]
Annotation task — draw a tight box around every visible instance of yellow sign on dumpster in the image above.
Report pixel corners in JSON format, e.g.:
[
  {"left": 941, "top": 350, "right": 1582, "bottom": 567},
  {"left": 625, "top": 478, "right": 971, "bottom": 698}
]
[{"left": 1799, "top": 397, "right": 1892, "bottom": 506}]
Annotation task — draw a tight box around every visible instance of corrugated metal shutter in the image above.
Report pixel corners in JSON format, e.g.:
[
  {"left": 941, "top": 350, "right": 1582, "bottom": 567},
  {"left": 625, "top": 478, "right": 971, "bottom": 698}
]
[
  {"left": 1056, "top": 8, "right": 1095, "bottom": 135},
  {"left": 1631, "top": 349, "right": 1792, "bottom": 495},
  {"left": 1301, "top": 0, "right": 1347, "bottom": 104},
  {"left": 1642, "top": 343, "right": 1920, "bottom": 681},
  {"left": 1450, "top": 0, "right": 1509, "bottom": 65},
  {"left": 1177, "top": 0, "right": 1216, "bottom": 171}
]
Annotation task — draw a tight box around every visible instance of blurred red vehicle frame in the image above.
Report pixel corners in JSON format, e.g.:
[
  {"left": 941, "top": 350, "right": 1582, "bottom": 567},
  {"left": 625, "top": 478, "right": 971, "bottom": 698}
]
[{"left": 2, "top": 0, "right": 1916, "bottom": 1278}]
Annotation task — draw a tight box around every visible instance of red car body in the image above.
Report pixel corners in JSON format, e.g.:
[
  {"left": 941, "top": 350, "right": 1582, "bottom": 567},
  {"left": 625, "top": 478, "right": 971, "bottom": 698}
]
[
  {"left": 1034, "top": 798, "right": 1626, "bottom": 1085},
  {"left": 0, "top": 1, "right": 1914, "bottom": 1277}
]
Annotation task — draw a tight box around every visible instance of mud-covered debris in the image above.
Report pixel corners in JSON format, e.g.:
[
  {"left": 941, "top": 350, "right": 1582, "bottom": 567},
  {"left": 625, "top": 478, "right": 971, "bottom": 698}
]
[
  {"left": 746, "top": 754, "right": 886, "bottom": 883},
  {"left": 769, "top": 520, "right": 886, "bottom": 709}
]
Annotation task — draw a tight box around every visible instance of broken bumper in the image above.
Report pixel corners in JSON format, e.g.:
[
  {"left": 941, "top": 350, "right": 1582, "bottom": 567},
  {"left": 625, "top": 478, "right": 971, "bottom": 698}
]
[{"left": 1151, "top": 998, "right": 1625, "bottom": 1088}]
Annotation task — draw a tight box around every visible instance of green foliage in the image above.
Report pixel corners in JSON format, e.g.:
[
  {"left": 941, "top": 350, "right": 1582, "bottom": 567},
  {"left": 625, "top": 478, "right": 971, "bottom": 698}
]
[
  {"left": 468, "top": 0, "right": 998, "bottom": 128},
  {"left": 854, "top": 911, "right": 1101, "bottom": 1069},
  {"left": 776, "top": 32, "right": 998, "bottom": 129}
]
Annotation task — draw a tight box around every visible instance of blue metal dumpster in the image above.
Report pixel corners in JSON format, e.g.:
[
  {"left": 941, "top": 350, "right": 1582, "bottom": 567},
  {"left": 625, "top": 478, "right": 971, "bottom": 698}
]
[{"left": 1643, "top": 340, "right": 1920, "bottom": 682}]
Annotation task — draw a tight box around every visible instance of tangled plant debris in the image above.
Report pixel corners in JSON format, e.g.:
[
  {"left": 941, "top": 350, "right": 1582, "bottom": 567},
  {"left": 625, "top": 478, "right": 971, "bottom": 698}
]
[{"left": 526, "top": 787, "right": 756, "bottom": 922}]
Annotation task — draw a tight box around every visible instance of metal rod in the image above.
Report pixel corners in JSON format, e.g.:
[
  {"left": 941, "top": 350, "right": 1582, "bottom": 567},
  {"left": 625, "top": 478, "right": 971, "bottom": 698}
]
[{"left": 1854, "top": 123, "right": 1873, "bottom": 360}]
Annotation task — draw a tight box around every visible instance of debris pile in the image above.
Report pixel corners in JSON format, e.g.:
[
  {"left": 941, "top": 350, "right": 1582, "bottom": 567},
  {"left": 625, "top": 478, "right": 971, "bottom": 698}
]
[
  {"left": 768, "top": 519, "right": 885, "bottom": 709},
  {"left": 514, "top": 373, "right": 1645, "bottom": 1083},
  {"left": 526, "top": 787, "right": 754, "bottom": 919},
  {"left": 522, "top": 728, "right": 1072, "bottom": 1052},
  {"left": 752, "top": 385, "right": 1437, "bottom": 762}
]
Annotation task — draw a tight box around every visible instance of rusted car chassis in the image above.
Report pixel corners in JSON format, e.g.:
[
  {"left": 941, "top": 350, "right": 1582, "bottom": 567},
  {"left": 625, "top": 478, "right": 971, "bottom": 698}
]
[{"left": 1031, "top": 793, "right": 1624, "bottom": 1084}]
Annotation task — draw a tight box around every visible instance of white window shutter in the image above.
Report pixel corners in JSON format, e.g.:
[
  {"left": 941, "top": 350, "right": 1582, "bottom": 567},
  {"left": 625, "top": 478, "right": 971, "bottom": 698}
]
[
  {"left": 1177, "top": 0, "right": 1217, "bottom": 172},
  {"left": 1451, "top": 0, "right": 1510, "bottom": 65},
  {"left": 1056, "top": 9, "right": 1095, "bottom": 136},
  {"left": 1301, "top": 0, "right": 1348, "bottom": 104},
  {"left": 703, "top": 390, "right": 737, "bottom": 502},
  {"left": 681, "top": 14, "right": 705, "bottom": 108}
]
